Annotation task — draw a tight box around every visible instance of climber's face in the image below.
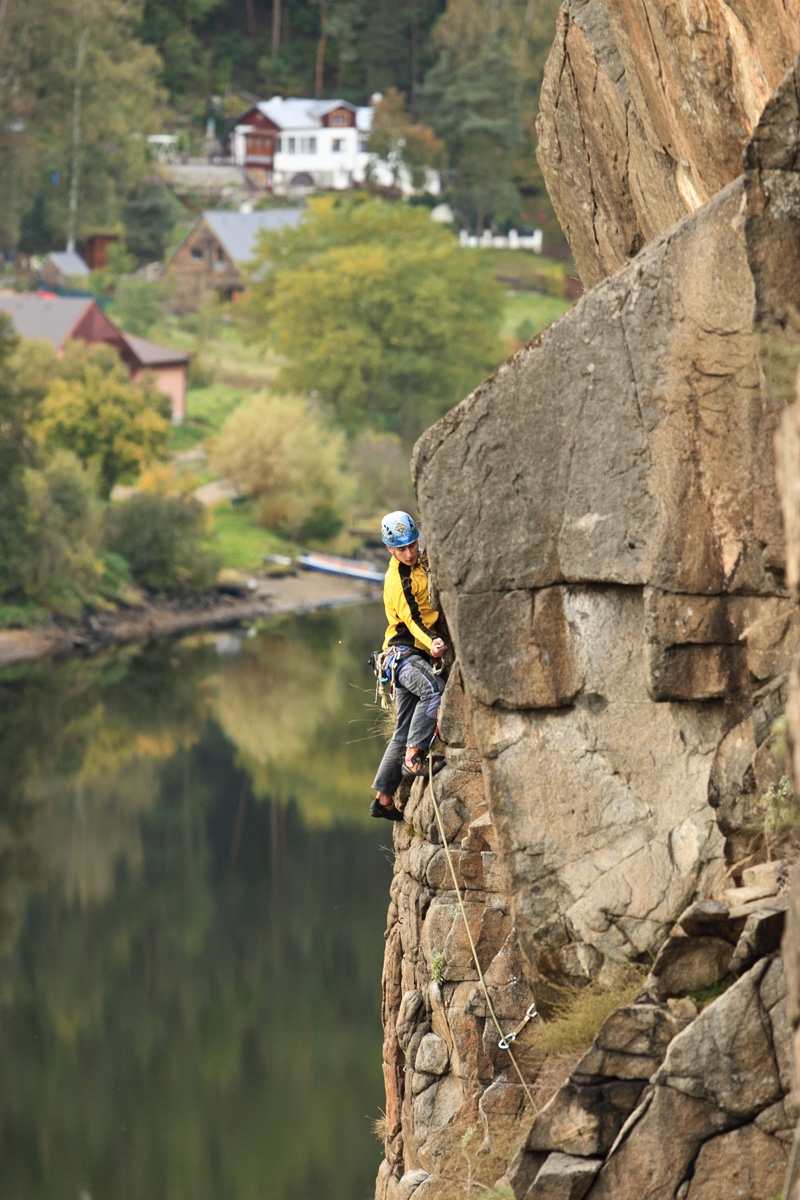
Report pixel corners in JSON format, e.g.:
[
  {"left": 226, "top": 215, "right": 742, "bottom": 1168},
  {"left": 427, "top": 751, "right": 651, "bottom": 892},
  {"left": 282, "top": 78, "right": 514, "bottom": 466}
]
[{"left": 392, "top": 541, "right": 419, "bottom": 567}]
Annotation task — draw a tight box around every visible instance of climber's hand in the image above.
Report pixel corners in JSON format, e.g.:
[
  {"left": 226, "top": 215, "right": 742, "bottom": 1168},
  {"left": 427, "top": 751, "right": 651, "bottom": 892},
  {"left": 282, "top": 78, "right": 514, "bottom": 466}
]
[{"left": 430, "top": 638, "right": 446, "bottom": 659}]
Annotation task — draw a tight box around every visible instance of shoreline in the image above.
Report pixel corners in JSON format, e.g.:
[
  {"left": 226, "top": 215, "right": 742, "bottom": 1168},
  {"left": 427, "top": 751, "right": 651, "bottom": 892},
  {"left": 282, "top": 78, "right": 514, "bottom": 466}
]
[{"left": 0, "top": 573, "right": 382, "bottom": 667}]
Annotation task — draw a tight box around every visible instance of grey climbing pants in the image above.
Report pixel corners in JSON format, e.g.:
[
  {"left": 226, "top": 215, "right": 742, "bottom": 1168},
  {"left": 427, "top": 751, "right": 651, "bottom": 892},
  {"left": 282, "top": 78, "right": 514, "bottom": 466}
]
[{"left": 371, "top": 652, "right": 445, "bottom": 797}]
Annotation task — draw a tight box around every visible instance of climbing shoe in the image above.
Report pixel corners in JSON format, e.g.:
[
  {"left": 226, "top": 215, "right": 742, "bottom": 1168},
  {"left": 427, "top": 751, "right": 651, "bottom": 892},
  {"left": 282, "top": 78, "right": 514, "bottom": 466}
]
[
  {"left": 370, "top": 797, "right": 404, "bottom": 821},
  {"left": 401, "top": 753, "right": 446, "bottom": 779}
]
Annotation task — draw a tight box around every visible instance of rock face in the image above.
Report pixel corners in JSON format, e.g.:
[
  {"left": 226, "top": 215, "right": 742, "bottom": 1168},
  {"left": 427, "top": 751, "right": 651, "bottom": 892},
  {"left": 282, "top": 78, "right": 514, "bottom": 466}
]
[
  {"left": 537, "top": 0, "right": 800, "bottom": 289},
  {"left": 505, "top": 956, "right": 793, "bottom": 1200},
  {"left": 413, "top": 134, "right": 800, "bottom": 1002},
  {"left": 376, "top": 669, "right": 538, "bottom": 1200},
  {"left": 376, "top": 28, "right": 800, "bottom": 1200}
]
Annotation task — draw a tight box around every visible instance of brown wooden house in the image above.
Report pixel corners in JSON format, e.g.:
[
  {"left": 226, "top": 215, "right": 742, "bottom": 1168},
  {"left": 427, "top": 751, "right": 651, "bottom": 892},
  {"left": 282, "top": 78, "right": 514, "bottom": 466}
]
[{"left": 165, "top": 208, "right": 303, "bottom": 314}]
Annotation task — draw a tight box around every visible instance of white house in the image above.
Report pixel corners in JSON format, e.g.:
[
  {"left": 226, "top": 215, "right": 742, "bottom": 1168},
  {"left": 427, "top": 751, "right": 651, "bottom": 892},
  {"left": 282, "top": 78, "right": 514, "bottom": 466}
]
[{"left": 229, "top": 96, "right": 439, "bottom": 196}]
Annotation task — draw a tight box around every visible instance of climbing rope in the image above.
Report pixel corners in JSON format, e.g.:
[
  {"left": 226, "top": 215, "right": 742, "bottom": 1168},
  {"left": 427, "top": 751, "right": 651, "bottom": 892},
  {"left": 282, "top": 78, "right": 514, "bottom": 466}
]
[{"left": 426, "top": 753, "right": 539, "bottom": 1112}]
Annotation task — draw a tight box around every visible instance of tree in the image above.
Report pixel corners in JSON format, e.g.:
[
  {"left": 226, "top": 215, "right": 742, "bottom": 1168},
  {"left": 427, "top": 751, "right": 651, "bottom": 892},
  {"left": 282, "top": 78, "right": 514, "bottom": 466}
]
[
  {"left": 421, "top": 33, "right": 522, "bottom": 232},
  {"left": 123, "top": 175, "right": 178, "bottom": 265},
  {"left": 367, "top": 87, "right": 444, "bottom": 191},
  {"left": 0, "top": 319, "right": 50, "bottom": 603},
  {"left": 21, "top": 451, "right": 103, "bottom": 615},
  {"left": 103, "top": 491, "right": 219, "bottom": 591},
  {"left": 34, "top": 343, "right": 170, "bottom": 498},
  {"left": 2, "top": 0, "right": 163, "bottom": 249},
  {"left": 242, "top": 196, "right": 503, "bottom": 439},
  {"left": 211, "top": 392, "right": 349, "bottom": 541}
]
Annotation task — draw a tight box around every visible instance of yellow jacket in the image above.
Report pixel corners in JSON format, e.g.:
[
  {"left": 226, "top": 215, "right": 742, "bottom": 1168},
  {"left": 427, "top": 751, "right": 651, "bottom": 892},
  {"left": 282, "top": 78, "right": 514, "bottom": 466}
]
[{"left": 382, "top": 556, "right": 439, "bottom": 653}]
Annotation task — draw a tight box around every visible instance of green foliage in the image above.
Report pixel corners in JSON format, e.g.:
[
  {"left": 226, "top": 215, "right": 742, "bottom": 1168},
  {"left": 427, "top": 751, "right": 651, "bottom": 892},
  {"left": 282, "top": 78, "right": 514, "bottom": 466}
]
[
  {"left": 86, "top": 241, "right": 137, "bottom": 300},
  {"left": 20, "top": 450, "right": 104, "bottom": 616},
  {"left": 350, "top": 429, "right": 415, "bottom": 516},
  {"left": 422, "top": 35, "right": 522, "bottom": 231},
  {"left": 503, "top": 291, "right": 573, "bottom": 342},
  {"left": 211, "top": 391, "right": 349, "bottom": 541},
  {"left": 0, "top": 605, "right": 49, "bottom": 629},
  {"left": 243, "top": 196, "right": 503, "bottom": 438},
  {"left": 110, "top": 280, "right": 168, "bottom": 337},
  {"left": 689, "top": 975, "right": 734, "bottom": 1011},
  {"left": 4, "top": 0, "right": 164, "bottom": 248},
  {"left": 210, "top": 501, "right": 289, "bottom": 571},
  {"left": 367, "top": 88, "right": 445, "bottom": 191},
  {"left": 34, "top": 342, "right": 171, "bottom": 498},
  {"left": 760, "top": 774, "right": 795, "bottom": 837},
  {"left": 0, "top": 319, "right": 56, "bottom": 603},
  {"left": 431, "top": 951, "right": 445, "bottom": 985},
  {"left": 103, "top": 491, "right": 220, "bottom": 592},
  {"left": 123, "top": 175, "right": 178, "bottom": 264}
]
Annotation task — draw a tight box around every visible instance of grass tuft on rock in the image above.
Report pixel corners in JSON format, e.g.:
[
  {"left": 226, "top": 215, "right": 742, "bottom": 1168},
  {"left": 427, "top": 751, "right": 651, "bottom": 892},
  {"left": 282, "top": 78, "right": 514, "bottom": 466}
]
[{"left": 532, "top": 964, "right": 648, "bottom": 1055}]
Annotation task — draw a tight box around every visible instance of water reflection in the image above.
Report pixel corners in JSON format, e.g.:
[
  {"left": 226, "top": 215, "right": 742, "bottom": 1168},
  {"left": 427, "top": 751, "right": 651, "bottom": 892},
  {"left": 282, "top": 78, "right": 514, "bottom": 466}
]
[{"left": 0, "top": 604, "right": 391, "bottom": 1200}]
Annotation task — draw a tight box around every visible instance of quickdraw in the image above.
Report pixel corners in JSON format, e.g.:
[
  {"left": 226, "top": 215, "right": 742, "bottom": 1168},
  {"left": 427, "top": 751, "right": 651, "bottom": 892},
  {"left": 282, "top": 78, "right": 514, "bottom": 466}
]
[{"left": 498, "top": 1001, "right": 538, "bottom": 1050}]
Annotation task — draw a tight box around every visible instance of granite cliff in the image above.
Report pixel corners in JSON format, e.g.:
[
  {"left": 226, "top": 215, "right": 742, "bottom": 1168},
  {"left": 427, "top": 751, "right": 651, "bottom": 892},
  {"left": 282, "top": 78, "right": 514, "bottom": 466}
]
[{"left": 375, "top": 6, "right": 800, "bottom": 1198}]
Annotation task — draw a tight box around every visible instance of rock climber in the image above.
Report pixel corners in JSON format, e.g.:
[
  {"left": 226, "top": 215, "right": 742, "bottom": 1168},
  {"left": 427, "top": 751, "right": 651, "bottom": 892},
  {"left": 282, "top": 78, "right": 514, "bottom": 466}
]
[{"left": 370, "top": 510, "right": 447, "bottom": 821}]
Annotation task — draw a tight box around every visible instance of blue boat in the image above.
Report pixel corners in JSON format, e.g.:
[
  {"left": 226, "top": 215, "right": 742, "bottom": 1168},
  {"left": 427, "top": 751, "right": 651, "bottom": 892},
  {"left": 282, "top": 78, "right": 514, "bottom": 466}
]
[{"left": 297, "top": 551, "right": 384, "bottom": 584}]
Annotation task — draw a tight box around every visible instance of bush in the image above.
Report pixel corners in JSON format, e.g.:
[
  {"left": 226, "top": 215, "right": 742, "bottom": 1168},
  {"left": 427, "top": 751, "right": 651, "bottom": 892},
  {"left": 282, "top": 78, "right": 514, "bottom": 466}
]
[
  {"left": 111, "top": 280, "right": 167, "bottom": 337},
  {"left": 21, "top": 451, "right": 103, "bottom": 616},
  {"left": 211, "top": 392, "right": 349, "bottom": 542},
  {"left": 532, "top": 964, "right": 647, "bottom": 1055},
  {"left": 103, "top": 492, "right": 220, "bottom": 593},
  {"left": 34, "top": 342, "right": 171, "bottom": 498}
]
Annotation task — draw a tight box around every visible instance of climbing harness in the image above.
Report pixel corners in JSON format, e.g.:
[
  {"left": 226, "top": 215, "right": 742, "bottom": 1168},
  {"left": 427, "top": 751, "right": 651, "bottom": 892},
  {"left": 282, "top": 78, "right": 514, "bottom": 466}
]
[
  {"left": 368, "top": 646, "right": 408, "bottom": 709},
  {"left": 497, "top": 1002, "right": 539, "bottom": 1050},
  {"left": 426, "top": 753, "right": 539, "bottom": 1112}
]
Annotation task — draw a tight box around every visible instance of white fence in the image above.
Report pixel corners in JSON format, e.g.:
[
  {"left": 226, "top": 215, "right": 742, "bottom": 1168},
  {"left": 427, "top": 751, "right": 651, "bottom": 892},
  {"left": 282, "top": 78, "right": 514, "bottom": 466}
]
[{"left": 459, "top": 228, "right": 543, "bottom": 253}]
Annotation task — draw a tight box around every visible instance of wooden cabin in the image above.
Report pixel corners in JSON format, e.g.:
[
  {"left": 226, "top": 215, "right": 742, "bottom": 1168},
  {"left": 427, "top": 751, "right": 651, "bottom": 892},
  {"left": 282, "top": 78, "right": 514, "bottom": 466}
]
[{"left": 165, "top": 208, "right": 303, "bottom": 314}]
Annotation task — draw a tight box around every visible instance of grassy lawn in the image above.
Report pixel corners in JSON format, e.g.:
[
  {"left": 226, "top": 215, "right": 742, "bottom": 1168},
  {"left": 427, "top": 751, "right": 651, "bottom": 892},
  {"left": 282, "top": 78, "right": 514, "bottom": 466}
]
[
  {"left": 210, "top": 501, "right": 294, "bottom": 571},
  {"left": 170, "top": 381, "right": 252, "bottom": 452},
  {"left": 502, "top": 292, "right": 574, "bottom": 342},
  {"left": 482, "top": 248, "right": 577, "bottom": 293},
  {"left": 151, "top": 318, "right": 280, "bottom": 388}
]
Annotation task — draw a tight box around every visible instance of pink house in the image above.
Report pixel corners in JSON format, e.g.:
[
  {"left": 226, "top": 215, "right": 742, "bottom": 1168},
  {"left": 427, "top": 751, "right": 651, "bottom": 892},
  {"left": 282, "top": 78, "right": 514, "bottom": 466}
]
[{"left": 0, "top": 294, "right": 191, "bottom": 423}]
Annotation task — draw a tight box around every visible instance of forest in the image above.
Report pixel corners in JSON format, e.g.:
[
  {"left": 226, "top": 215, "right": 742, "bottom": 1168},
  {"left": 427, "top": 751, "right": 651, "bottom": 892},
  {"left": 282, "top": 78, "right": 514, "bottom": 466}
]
[{"left": 0, "top": 0, "right": 563, "bottom": 251}]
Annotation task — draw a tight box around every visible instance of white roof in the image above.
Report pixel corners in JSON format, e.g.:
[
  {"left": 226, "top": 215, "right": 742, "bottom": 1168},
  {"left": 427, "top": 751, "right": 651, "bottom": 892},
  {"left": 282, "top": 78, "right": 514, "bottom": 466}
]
[
  {"left": 43, "top": 251, "right": 91, "bottom": 277},
  {"left": 202, "top": 209, "right": 304, "bottom": 262},
  {"left": 251, "top": 96, "right": 358, "bottom": 131}
]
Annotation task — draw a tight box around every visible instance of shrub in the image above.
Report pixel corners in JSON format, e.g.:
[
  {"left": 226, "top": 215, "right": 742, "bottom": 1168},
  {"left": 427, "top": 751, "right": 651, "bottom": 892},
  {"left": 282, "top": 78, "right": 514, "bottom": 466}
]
[
  {"left": 103, "top": 492, "right": 220, "bottom": 593},
  {"left": 111, "top": 280, "right": 167, "bottom": 337},
  {"left": 34, "top": 342, "right": 171, "bottom": 498},
  {"left": 532, "top": 964, "right": 647, "bottom": 1055},
  {"left": 211, "top": 392, "right": 349, "bottom": 542},
  {"left": 21, "top": 451, "right": 103, "bottom": 616}
]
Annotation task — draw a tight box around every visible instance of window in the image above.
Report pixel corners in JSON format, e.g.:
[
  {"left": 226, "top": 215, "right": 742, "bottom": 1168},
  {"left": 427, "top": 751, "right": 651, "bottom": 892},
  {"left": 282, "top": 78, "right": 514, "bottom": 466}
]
[
  {"left": 332, "top": 138, "right": 343, "bottom": 152},
  {"left": 217, "top": 248, "right": 225, "bottom": 261},
  {"left": 191, "top": 247, "right": 204, "bottom": 261},
  {"left": 287, "top": 137, "right": 295, "bottom": 153},
  {"left": 359, "top": 138, "right": 368, "bottom": 152},
  {"left": 277, "top": 138, "right": 282, "bottom": 151},
  {"left": 330, "top": 112, "right": 347, "bottom": 126},
  {"left": 298, "top": 136, "right": 317, "bottom": 154}
]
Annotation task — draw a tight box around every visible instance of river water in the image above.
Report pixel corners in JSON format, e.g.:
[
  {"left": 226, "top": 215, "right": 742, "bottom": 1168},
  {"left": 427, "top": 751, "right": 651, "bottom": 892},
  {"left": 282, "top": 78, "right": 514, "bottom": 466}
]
[{"left": 0, "top": 603, "right": 392, "bottom": 1200}]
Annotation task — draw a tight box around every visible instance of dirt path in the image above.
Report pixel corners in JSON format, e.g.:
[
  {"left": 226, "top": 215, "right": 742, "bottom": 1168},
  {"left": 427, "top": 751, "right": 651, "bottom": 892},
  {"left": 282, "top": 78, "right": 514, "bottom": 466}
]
[{"left": 0, "top": 572, "right": 381, "bottom": 667}]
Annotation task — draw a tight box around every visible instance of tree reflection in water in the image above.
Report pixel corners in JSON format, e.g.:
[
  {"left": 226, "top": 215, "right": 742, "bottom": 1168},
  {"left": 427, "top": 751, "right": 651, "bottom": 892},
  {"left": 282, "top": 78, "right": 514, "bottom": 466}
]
[{"left": 0, "top": 604, "right": 390, "bottom": 1200}]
